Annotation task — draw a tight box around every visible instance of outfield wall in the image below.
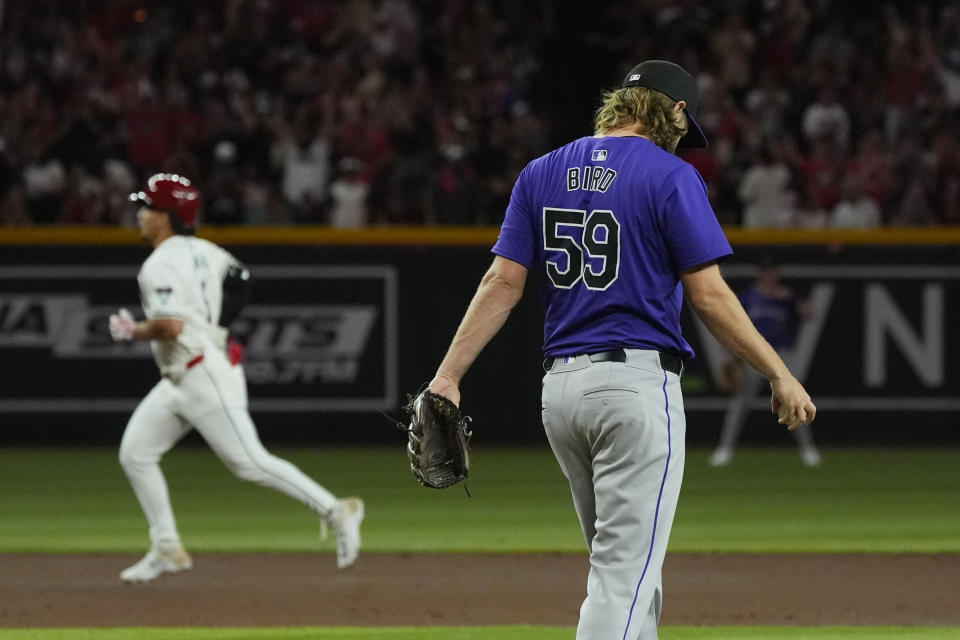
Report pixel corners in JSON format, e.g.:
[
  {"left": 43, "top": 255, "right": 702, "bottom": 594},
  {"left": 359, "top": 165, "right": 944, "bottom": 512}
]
[{"left": 1, "top": 227, "right": 958, "bottom": 446}]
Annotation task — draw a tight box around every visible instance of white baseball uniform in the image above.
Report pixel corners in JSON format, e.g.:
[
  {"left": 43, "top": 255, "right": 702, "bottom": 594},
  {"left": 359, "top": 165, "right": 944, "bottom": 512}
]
[{"left": 119, "top": 235, "right": 338, "bottom": 549}]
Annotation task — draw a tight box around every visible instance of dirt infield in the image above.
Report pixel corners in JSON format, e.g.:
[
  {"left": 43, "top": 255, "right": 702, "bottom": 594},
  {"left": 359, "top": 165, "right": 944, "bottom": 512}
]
[{"left": 1, "top": 553, "right": 958, "bottom": 627}]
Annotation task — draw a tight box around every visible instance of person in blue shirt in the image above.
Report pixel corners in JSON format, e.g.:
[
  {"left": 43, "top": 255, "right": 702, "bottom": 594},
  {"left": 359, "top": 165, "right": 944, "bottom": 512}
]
[
  {"left": 425, "top": 60, "right": 817, "bottom": 640},
  {"left": 710, "top": 260, "right": 821, "bottom": 466}
]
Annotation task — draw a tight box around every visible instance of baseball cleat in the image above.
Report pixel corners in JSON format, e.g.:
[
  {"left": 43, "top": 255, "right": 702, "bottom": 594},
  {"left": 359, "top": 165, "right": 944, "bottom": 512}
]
[
  {"left": 120, "top": 544, "right": 192, "bottom": 583},
  {"left": 331, "top": 497, "right": 364, "bottom": 569},
  {"left": 709, "top": 447, "right": 733, "bottom": 467},
  {"left": 800, "top": 447, "right": 822, "bottom": 467}
]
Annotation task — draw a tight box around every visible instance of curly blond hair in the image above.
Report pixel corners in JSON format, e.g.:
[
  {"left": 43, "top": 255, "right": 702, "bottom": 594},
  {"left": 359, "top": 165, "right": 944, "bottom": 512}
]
[{"left": 593, "top": 86, "right": 688, "bottom": 149}]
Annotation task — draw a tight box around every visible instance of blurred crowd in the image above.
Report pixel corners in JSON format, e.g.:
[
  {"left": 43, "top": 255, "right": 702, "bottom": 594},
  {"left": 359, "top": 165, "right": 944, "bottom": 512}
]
[
  {"left": 1, "top": 0, "right": 959, "bottom": 228},
  {"left": 643, "top": 0, "right": 960, "bottom": 227},
  {"left": 0, "top": 0, "right": 549, "bottom": 227}
]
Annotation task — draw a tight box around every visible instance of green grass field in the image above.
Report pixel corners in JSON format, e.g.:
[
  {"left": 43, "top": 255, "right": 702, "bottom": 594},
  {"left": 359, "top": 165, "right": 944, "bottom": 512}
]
[
  {"left": 1, "top": 446, "right": 958, "bottom": 639},
  {"left": 1, "top": 446, "right": 958, "bottom": 553},
  {"left": 0, "top": 627, "right": 959, "bottom": 640}
]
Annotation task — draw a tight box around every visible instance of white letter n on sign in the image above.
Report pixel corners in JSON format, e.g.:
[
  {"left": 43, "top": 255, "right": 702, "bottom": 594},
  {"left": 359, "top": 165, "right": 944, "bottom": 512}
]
[{"left": 864, "top": 283, "right": 944, "bottom": 388}]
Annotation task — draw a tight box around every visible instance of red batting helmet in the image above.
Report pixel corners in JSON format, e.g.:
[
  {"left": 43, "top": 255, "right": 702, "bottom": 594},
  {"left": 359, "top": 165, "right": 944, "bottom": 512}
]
[{"left": 128, "top": 173, "right": 201, "bottom": 228}]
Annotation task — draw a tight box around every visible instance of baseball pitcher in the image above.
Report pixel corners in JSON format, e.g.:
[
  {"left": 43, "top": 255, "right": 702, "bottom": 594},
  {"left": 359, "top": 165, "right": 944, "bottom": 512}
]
[
  {"left": 423, "top": 61, "right": 816, "bottom": 639},
  {"left": 112, "top": 173, "right": 364, "bottom": 582}
]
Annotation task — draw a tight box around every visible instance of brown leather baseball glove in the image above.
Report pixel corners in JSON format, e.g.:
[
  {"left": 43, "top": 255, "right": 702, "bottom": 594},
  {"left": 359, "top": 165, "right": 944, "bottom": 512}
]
[{"left": 402, "top": 386, "right": 473, "bottom": 491}]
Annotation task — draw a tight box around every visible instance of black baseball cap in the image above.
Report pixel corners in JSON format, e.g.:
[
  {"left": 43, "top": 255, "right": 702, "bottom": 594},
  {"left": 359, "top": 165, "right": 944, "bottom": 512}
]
[{"left": 621, "top": 60, "right": 708, "bottom": 149}]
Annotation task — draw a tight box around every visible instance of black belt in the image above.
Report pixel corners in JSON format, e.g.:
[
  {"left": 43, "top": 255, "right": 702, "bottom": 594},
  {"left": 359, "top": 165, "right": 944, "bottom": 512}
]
[{"left": 543, "top": 349, "right": 683, "bottom": 376}]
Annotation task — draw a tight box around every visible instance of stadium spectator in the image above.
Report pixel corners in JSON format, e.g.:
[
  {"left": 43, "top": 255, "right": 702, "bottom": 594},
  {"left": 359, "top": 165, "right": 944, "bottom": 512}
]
[
  {"left": 891, "top": 175, "right": 937, "bottom": 226},
  {"left": 937, "top": 173, "right": 960, "bottom": 224},
  {"left": 277, "top": 118, "right": 332, "bottom": 224},
  {"left": 800, "top": 137, "right": 844, "bottom": 214},
  {"left": 712, "top": 11, "right": 757, "bottom": 99},
  {"left": 845, "top": 130, "right": 895, "bottom": 210},
  {"left": 0, "top": 140, "right": 28, "bottom": 225},
  {"left": 801, "top": 85, "right": 851, "bottom": 149},
  {"left": 829, "top": 177, "right": 883, "bottom": 229},
  {"left": 737, "top": 140, "right": 797, "bottom": 228},
  {"left": 328, "top": 157, "right": 370, "bottom": 228},
  {"left": 744, "top": 70, "right": 791, "bottom": 141}
]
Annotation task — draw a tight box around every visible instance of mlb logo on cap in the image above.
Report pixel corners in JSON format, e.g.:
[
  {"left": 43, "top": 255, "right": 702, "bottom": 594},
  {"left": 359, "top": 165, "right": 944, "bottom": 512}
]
[{"left": 591, "top": 149, "right": 608, "bottom": 161}]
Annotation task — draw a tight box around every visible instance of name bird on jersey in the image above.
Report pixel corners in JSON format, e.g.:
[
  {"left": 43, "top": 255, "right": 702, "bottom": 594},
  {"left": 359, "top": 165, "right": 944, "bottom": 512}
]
[
  {"left": 423, "top": 60, "right": 816, "bottom": 640},
  {"left": 567, "top": 164, "right": 618, "bottom": 192},
  {"left": 139, "top": 236, "right": 235, "bottom": 380},
  {"left": 494, "top": 135, "right": 732, "bottom": 360}
]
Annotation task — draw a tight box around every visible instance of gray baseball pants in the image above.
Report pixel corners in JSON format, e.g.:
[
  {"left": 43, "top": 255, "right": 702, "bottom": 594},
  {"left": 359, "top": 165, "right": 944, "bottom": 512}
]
[{"left": 542, "top": 349, "right": 686, "bottom": 640}]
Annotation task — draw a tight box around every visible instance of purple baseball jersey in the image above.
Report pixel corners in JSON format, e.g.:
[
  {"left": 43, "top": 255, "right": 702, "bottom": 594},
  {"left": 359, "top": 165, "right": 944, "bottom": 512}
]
[
  {"left": 740, "top": 287, "right": 801, "bottom": 350},
  {"left": 492, "top": 135, "right": 732, "bottom": 359}
]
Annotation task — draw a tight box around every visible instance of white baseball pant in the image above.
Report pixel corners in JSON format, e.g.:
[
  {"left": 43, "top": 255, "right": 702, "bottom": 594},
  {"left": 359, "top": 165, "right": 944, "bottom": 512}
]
[{"left": 119, "top": 347, "right": 337, "bottom": 547}]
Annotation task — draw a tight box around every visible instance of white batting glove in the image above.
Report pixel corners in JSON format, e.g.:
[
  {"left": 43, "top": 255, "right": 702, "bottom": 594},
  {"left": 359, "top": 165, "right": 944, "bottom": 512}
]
[{"left": 109, "top": 308, "right": 137, "bottom": 341}]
